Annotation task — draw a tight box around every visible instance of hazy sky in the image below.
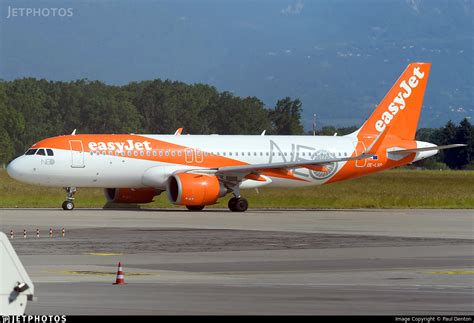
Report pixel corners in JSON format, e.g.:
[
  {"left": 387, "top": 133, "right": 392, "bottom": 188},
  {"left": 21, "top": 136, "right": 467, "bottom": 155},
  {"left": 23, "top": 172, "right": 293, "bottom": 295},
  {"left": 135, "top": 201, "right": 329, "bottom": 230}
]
[{"left": 1, "top": 0, "right": 472, "bottom": 127}]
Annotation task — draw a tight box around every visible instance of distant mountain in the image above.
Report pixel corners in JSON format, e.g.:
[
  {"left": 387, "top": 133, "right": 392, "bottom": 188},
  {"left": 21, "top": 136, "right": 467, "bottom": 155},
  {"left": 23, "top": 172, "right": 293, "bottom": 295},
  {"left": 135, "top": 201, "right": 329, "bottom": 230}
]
[
  {"left": 194, "top": 0, "right": 473, "bottom": 129},
  {"left": 1, "top": 0, "right": 472, "bottom": 129}
]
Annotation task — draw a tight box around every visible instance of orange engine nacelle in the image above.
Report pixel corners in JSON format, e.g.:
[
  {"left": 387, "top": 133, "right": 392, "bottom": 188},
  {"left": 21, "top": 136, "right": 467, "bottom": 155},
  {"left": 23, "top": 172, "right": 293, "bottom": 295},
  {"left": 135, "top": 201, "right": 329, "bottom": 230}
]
[
  {"left": 104, "top": 188, "right": 159, "bottom": 204},
  {"left": 167, "top": 173, "right": 227, "bottom": 206}
]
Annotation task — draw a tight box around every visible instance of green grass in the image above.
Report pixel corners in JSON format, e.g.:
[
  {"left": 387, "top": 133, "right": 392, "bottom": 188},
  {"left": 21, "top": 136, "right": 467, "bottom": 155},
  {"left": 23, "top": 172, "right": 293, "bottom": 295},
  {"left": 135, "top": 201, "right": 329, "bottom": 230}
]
[{"left": 0, "top": 169, "right": 473, "bottom": 209}]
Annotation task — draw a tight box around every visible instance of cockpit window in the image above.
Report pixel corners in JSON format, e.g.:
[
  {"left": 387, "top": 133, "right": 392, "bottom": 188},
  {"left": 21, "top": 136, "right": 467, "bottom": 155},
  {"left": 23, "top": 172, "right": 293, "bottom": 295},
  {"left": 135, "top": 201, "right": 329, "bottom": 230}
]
[
  {"left": 36, "top": 149, "right": 46, "bottom": 156},
  {"left": 25, "top": 149, "right": 37, "bottom": 155},
  {"left": 46, "top": 149, "right": 54, "bottom": 156}
]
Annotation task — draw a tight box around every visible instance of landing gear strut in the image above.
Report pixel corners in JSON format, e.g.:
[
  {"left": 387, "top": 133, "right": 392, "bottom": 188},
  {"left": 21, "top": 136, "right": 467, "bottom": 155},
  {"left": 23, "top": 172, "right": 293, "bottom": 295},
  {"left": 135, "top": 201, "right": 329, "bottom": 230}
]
[
  {"left": 62, "top": 187, "right": 76, "bottom": 210},
  {"left": 228, "top": 196, "right": 248, "bottom": 212}
]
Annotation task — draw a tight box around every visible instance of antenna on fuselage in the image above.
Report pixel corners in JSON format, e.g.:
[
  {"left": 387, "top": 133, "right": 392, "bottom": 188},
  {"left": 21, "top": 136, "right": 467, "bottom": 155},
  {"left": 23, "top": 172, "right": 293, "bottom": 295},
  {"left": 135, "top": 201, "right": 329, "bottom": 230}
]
[
  {"left": 71, "top": 129, "right": 77, "bottom": 135},
  {"left": 260, "top": 130, "right": 266, "bottom": 136}
]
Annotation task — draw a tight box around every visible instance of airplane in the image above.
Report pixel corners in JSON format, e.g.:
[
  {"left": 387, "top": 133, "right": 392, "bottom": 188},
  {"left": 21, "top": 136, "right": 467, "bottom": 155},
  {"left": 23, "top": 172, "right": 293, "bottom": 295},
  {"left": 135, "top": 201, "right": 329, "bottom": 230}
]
[{"left": 6, "top": 62, "right": 465, "bottom": 212}]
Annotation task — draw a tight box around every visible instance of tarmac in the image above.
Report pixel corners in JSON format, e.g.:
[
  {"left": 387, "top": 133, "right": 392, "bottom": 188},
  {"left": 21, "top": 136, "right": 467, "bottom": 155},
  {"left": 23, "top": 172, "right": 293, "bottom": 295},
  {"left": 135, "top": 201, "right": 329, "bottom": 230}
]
[{"left": 0, "top": 208, "right": 473, "bottom": 315}]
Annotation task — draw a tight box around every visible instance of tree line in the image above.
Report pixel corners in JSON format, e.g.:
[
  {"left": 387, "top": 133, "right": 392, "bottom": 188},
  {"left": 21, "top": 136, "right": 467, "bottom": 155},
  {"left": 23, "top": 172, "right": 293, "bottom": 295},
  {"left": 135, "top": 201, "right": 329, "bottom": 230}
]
[
  {"left": 313, "top": 120, "right": 473, "bottom": 170},
  {"left": 0, "top": 78, "right": 472, "bottom": 169},
  {"left": 0, "top": 78, "right": 304, "bottom": 163}
]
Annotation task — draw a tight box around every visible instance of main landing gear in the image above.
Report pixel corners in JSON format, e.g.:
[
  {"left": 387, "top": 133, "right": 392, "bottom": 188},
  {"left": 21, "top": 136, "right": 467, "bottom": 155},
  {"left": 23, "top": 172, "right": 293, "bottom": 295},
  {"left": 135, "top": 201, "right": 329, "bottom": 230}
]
[
  {"left": 186, "top": 205, "right": 205, "bottom": 211},
  {"left": 226, "top": 185, "right": 248, "bottom": 212},
  {"left": 228, "top": 196, "right": 248, "bottom": 212},
  {"left": 62, "top": 187, "right": 76, "bottom": 210}
]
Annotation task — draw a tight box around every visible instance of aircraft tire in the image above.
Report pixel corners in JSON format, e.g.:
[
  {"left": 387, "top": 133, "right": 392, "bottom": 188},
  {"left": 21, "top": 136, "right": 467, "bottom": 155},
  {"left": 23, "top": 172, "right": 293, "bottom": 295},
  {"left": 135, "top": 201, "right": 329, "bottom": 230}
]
[
  {"left": 229, "top": 197, "right": 248, "bottom": 212},
  {"left": 186, "top": 205, "right": 205, "bottom": 211},
  {"left": 62, "top": 201, "right": 74, "bottom": 211}
]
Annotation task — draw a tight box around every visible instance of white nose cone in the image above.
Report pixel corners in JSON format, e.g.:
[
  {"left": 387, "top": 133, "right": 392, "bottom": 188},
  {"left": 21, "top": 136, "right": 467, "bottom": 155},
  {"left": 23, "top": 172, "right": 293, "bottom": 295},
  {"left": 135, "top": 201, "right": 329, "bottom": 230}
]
[
  {"left": 7, "top": 159, "right": 19, "bottom": 179},
  {"left": 6, "top": 157, "right": 26, "bottom": 182}
]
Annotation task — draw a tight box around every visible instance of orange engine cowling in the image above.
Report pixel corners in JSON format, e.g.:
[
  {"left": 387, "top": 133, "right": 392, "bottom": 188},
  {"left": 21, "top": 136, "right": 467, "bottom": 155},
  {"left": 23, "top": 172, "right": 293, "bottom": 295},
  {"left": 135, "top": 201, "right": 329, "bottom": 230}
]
[
  {"left": 167, "top": 173, "right": 227, "bottom": 206},
  {"left": 104, "top": 188, "right": 159, "bottom": 204}
]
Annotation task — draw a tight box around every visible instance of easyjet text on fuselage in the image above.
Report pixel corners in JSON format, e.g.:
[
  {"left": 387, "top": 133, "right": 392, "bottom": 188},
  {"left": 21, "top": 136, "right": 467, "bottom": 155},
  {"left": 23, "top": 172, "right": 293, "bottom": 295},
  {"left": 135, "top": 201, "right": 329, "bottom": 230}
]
[{"left": 88, "top": 140, "right": 152, "bottom": 152}]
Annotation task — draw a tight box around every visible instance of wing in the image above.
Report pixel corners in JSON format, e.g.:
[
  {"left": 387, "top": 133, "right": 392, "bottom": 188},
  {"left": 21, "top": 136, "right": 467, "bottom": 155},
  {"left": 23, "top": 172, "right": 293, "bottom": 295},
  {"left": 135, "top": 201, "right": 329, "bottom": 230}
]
[{"left": 215, "top": 153, "right": 373, "bottom": 175}]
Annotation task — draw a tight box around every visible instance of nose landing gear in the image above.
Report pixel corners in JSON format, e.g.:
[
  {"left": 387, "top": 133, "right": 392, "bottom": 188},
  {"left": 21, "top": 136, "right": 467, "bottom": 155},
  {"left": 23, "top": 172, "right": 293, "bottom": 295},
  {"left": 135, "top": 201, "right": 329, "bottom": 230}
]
[{"left": 62, "top": 187, "right": 76, "bottom": 210}]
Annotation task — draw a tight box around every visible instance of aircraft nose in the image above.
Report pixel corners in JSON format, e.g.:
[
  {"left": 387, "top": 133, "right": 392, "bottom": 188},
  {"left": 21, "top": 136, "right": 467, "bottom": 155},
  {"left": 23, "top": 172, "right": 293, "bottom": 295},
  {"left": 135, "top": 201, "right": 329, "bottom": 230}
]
[{"left": 6, "top": 158, "right": 24, "bottom": 181}]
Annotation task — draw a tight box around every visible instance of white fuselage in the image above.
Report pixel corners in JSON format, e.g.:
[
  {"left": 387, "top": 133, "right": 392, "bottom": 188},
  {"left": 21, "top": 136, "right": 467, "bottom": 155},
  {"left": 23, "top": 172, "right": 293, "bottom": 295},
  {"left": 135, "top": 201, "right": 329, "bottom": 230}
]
[{"left": 7, "top": 134, "right": 361, "bottom": 189}]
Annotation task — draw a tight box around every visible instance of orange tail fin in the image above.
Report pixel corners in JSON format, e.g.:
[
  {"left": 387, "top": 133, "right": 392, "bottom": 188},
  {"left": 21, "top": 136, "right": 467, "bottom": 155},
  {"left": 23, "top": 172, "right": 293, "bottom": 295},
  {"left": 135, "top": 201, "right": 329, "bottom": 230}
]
[{"left": 357, "top": 62, "right": 431, "bottom": 140}]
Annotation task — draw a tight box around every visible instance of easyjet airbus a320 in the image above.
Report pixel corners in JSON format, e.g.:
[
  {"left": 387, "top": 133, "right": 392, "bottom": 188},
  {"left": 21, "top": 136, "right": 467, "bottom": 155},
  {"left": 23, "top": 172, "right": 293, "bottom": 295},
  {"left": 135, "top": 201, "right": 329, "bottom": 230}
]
[{"left": 7, "top": 63, "right": 465, "bottom": 211}]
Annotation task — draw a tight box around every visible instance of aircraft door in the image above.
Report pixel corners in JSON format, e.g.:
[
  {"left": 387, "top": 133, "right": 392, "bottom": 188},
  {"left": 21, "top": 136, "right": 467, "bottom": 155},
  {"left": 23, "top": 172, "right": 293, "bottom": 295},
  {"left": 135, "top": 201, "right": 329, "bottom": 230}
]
[
  {"left": 69, "top": 140, "right": 85, "bottom": 168},
  {"left": 354, "top": 141, "right": 367, "bottom": 168},
  {"left": 195, "top": 149, "right": 203, "bottom": 163},
  {"left": 185, "top": 148, "right": 193, "bottom": 163}
]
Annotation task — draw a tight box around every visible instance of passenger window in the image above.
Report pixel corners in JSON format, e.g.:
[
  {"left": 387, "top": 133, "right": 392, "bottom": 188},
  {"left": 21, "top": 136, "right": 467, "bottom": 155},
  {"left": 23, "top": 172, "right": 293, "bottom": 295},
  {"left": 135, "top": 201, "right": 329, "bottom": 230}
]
[
  {"left": 25, "top": 149, "right": 37, "bottom": 155},
  {"left": 46, "top": 149, "right": 54, "bottom": 156},
  {"left": 36, "top": 149, "right": 46, "bottom": 156}
]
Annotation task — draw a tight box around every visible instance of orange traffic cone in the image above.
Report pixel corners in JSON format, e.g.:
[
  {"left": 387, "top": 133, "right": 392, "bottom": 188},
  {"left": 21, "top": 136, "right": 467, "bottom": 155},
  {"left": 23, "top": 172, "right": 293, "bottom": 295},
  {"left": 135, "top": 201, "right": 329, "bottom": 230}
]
[{"left": 113, "top": 262, "right": 126, "bottom": 285}]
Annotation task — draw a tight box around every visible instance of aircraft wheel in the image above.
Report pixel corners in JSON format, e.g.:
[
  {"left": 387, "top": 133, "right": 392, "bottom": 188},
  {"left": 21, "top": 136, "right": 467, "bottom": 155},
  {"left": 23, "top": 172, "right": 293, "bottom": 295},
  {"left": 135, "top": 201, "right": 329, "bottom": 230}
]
[
  {"left": 62, "top": 201, "right": 74, "bottom": 211},
  {"left": 228, "top": 197, "right": 238, "bottom": 211},
  {"left": 186, "top": 205, "right": 205, "bottom": 211},
  {"left": 229, "top": 197, "right": 248, "bottom": 212}
]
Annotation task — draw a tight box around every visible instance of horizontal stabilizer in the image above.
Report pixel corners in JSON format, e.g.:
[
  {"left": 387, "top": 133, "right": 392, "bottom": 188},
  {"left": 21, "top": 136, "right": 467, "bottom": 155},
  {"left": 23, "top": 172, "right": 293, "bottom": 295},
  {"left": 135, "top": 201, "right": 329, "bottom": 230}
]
[{"left": 389, "top": 144, "right": 466, "bottom": 154}]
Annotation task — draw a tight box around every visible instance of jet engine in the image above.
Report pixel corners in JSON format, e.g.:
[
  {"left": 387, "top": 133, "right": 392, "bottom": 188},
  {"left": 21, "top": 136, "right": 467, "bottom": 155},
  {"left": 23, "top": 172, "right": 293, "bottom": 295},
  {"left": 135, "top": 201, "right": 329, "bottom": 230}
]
[
  {"left": 167, "top": 173, "right": 227, "bottom": 206},
  {"left": 104, "top": 187, "right": 159, "bottom": 204}
]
